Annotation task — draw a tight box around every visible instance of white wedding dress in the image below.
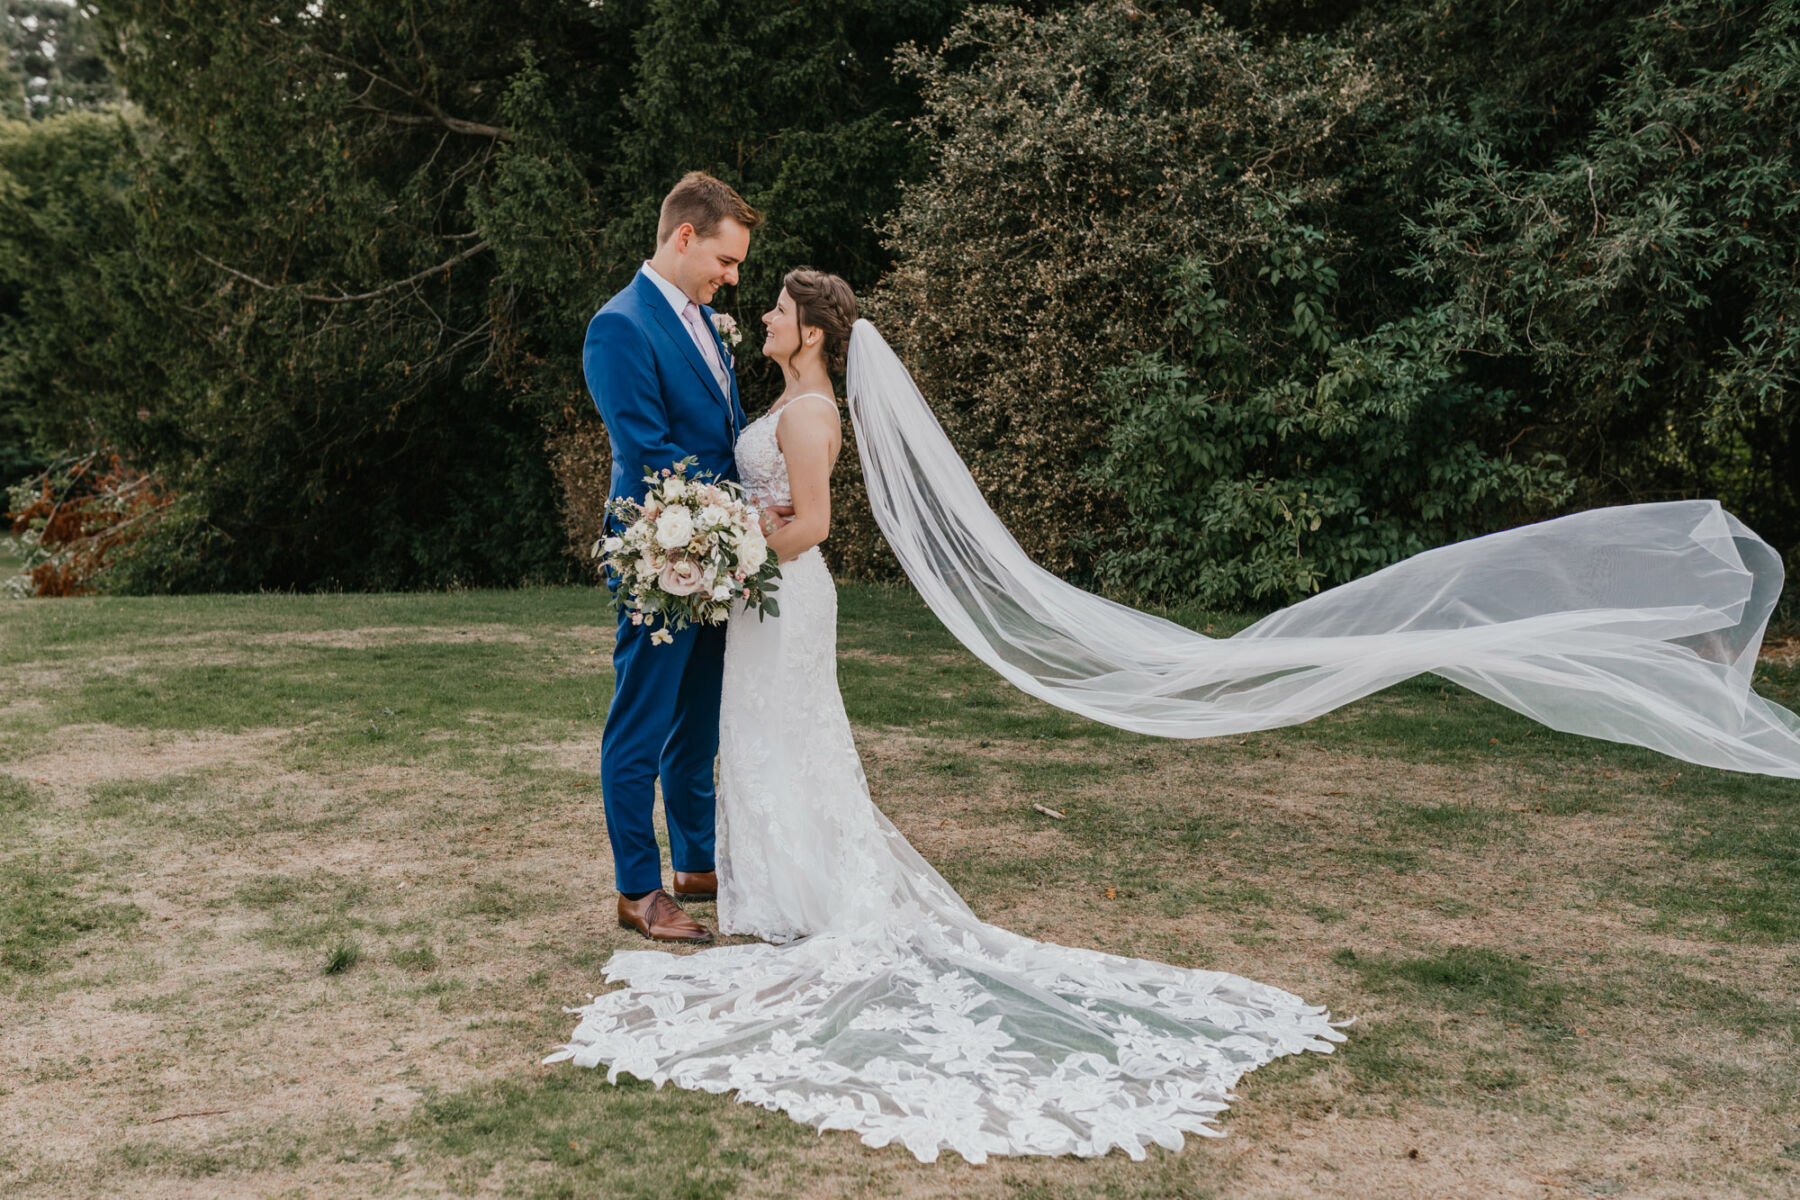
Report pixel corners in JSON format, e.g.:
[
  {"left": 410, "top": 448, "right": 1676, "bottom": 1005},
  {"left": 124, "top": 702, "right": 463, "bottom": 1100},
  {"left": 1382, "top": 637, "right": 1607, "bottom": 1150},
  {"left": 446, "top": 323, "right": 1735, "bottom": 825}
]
[{"left": 547, "top": 393, "right": 1345, "bottom": 1163}]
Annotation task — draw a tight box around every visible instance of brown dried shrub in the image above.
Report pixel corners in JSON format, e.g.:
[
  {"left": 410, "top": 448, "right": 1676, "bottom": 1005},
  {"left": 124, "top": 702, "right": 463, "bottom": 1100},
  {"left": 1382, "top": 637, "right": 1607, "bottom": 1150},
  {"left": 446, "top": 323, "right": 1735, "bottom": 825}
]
[
  {"left": 546, "top": 420, "right": 612, "bottom": 583},
  {"left": 6, "top": 451, "right": 174, "bottom": 596}
]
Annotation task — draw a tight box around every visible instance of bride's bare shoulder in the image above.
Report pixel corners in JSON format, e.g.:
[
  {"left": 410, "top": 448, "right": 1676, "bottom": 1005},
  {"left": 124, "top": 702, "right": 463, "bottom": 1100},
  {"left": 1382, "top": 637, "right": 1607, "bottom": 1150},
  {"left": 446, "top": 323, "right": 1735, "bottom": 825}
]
[{"left": 776, "top": 393, "right": 842, "bottom": 439}]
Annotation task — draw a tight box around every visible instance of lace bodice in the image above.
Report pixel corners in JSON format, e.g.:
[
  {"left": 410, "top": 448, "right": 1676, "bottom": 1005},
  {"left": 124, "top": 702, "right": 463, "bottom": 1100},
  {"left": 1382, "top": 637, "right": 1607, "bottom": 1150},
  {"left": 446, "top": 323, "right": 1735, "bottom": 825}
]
[{"left": 734, "top": 393, "right": 833, "bottom": 507}]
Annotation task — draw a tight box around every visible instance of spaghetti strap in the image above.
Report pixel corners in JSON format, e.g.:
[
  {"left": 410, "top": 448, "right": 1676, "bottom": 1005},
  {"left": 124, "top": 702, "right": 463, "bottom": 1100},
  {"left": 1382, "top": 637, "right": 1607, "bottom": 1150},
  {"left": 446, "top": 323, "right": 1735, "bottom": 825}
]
[{"left": 766, "top": 391, "right": 838, "bottom": 421}]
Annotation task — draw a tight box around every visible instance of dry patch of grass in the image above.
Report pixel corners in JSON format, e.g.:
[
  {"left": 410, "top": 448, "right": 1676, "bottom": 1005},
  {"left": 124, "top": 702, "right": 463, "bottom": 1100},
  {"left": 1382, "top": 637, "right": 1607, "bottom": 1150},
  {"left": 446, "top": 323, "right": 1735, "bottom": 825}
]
[{"left": 1, "top": 587, "right": 1796, "bottom": 1199}]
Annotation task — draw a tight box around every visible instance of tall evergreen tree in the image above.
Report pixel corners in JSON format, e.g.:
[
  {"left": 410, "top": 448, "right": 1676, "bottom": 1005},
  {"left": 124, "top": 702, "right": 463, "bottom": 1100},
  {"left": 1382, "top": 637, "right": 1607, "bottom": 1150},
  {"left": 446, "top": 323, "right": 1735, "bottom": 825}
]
[{"left": 5, "top": 0, "right": 961, "bottom": 590}]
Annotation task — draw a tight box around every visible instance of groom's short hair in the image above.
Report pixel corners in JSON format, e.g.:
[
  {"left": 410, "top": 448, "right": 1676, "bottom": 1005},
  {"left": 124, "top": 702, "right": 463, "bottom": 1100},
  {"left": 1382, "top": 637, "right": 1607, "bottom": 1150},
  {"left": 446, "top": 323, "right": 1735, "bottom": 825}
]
[{"left": 657, "top": 172, "right": 762, "bottom": 245}]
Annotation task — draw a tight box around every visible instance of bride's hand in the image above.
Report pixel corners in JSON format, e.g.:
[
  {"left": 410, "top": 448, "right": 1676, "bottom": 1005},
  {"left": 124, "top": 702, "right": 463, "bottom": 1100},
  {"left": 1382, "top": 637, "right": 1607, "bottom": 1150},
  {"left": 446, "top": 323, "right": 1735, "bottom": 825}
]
[{"left": 760, "top": 504, "right": 796, "bottom": 536}]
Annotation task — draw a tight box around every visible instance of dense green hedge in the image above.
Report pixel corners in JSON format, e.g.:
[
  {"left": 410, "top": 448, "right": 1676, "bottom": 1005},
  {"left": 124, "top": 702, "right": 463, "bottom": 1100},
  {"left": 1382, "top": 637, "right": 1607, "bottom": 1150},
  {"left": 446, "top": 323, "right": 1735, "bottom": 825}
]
[{"left": 858, "top": 0, "right": 1796, "bottom": 602}]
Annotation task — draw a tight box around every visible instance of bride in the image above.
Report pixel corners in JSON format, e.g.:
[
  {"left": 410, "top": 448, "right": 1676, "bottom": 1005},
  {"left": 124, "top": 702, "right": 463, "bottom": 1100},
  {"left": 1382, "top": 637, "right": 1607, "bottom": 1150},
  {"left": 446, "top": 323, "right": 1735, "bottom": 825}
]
[
  {"left": 549, "top": 270, "right": 1347, "bottom": 1163},
  {"left": 551, "top": 269, "right": 1800, "bottom": 1163}
]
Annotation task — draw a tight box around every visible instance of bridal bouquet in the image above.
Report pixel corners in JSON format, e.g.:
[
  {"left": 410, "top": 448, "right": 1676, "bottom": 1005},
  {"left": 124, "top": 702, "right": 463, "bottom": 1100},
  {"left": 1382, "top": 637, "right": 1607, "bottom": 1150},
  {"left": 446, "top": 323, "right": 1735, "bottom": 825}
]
[{"left": 593, "top": 458, "right": 780, "bottom": 644}]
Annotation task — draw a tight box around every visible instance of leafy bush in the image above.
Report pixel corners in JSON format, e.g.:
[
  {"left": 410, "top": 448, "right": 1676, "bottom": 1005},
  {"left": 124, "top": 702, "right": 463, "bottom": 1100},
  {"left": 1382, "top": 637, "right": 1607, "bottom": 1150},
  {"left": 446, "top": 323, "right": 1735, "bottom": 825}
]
[
  {"left": 842, "top": 2, "right": 1398, "bottom": 580},
  {"left": 1391, "top": 0, "right": 1800, "bottom": 563},
  {"left": 1093, "top": 205, "right": 1571, "bottom": 606}
]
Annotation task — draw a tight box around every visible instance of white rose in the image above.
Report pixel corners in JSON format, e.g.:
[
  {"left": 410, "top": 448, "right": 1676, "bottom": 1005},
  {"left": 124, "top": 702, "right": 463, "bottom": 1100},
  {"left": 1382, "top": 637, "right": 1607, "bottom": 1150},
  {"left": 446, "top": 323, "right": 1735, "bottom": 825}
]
[
  {"left": 654, "top": 507, "right": 695, "bottom": 549},
  {"left": 735, "top": 529, "right": 769, "bottom": 574},
  {"left": 698, "top": 504, "right": 731, "bottom": 530},
  {"left": 662, "top": 477, "right": 688, "bottom": 501},
  {"left": 711, "top": 584, "right": 733, "bottom": 602},
  {"left": 602, "top": 536, "right": 624, "bottom": 554}
]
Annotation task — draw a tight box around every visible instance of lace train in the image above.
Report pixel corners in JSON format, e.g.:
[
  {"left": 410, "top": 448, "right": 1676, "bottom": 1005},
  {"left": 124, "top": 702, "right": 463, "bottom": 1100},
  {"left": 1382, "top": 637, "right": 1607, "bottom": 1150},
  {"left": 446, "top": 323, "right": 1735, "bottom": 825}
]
[{"left": 548, "top": 910, "right": 1342, "bottom": 1163}]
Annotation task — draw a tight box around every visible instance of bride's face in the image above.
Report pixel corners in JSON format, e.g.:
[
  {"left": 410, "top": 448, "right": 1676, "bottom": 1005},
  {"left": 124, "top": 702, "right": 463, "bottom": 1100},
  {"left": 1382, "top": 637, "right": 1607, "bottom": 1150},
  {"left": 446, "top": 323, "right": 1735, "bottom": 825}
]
[{"left": 761, "top": 288, "right": 812, "bottom": 364}]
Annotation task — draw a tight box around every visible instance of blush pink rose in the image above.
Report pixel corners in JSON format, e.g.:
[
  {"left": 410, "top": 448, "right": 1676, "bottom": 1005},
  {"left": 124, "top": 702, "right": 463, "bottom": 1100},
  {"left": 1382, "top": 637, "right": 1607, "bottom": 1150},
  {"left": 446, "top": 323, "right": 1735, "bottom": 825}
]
[{"left": 659, "top": 559, "right": 708, "bottom": 596}]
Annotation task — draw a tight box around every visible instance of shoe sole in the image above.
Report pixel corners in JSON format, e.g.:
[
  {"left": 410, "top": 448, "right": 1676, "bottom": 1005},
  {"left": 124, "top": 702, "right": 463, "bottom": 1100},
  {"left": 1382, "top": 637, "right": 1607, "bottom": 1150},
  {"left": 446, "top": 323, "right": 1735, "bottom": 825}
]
[
  {"left": 670, "top": 891, "right": 717, "bottom": 902},
  {"left": 617, "top": 918, "right": 713, "bottom": 942}
]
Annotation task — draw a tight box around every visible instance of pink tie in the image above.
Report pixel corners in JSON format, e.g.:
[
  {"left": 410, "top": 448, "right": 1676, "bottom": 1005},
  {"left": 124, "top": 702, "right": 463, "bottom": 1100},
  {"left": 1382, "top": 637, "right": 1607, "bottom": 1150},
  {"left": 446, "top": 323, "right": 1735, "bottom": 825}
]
[{"left": 682, "top": 301, "right": 728, "bottom": 395}]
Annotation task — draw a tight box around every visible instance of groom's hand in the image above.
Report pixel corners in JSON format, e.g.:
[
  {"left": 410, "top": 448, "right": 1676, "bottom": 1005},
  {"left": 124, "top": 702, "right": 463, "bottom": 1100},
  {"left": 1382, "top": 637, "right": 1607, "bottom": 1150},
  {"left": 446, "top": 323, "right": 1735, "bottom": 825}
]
[{"left": 761, "top": 504, "right": 796, "bottom": 536}]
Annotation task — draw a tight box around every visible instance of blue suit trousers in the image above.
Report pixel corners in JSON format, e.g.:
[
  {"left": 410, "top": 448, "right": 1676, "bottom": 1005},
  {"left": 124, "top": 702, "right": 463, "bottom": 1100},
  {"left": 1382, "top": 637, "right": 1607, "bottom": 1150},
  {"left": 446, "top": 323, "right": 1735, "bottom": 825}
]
[{"left": 601, "top": 610, "right": 724, "bottom": 895}]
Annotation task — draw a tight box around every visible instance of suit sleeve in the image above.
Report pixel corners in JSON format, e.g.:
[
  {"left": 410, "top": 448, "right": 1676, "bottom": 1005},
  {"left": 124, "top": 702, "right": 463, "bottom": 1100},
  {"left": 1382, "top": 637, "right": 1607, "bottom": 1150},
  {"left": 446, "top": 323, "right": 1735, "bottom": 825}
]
[{"left": 584, "top": 310, "right": 690, "bottom": 488}]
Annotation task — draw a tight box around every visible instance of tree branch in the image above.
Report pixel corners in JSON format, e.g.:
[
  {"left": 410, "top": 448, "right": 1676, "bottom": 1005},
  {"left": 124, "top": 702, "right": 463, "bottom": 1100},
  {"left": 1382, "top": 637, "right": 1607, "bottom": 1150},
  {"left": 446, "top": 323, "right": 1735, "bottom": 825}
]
[
  {"left": 347, "top": 99, "right": 509, "bottom": 141},
  {"left": 197, "top": 241, "right": 493, "bottom": 304},
  {"left": 304, "top": 41, "right": 511, "bottom": 141}
]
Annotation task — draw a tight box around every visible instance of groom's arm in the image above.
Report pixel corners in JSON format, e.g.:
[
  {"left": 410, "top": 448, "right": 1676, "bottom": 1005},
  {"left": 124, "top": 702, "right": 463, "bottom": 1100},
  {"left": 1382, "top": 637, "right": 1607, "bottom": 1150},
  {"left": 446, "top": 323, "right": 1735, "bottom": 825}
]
[{"left": 584, "top": 311, "right": 690, "bottom": 482}]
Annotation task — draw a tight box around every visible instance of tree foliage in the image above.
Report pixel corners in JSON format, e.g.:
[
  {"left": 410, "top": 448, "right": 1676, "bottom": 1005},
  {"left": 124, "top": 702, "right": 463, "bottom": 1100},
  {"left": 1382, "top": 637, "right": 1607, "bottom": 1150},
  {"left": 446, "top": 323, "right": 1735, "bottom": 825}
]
[
  {"left": 1385, "top": 0, "right": 1800, "bottom": 559},
  {"left": 0, "top": 0, "right": 960, "bottom": 591},
  {"left": 1, "top": 1, "right": 119, "bottom": 120},
  {"left": 854, "top": 0, "right": 1798, "bottom": 596},
  {"left": 1096, "top": 214, "right": 1569, "bottom": 604},
  {"left": 0, "top": 110, "right": 149, "bottom": 488},
  {"left": 2, "top": 0, "right": 1794, "bottom": 597}
]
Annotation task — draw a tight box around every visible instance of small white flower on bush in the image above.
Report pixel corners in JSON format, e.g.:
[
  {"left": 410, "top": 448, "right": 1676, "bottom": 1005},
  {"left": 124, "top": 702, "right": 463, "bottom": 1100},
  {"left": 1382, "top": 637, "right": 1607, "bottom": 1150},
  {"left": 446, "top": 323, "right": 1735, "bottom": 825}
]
[{"left": 654, "top": 507, "right": 695, "bottom": 548}]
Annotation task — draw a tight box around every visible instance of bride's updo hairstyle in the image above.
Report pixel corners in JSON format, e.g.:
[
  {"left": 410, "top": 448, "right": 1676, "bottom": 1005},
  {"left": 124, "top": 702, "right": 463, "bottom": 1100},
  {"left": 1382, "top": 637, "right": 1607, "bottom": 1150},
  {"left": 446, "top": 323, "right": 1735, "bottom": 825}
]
[{"left": 783, "top": 268, "right": 858, "bottom": 375}]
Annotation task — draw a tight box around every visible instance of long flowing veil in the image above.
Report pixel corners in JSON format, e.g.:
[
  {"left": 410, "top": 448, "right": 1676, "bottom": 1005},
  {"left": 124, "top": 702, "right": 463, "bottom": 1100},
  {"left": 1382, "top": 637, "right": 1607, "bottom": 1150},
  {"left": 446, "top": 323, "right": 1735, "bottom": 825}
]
[{"left": 845, "top": 318, "right": 1800, "bottom": 778}]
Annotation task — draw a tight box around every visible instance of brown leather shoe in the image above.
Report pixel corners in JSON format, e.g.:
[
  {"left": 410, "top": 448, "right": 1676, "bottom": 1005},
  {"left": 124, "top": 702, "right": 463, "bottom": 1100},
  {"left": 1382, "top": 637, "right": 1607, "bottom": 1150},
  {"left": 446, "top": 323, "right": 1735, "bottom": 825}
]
[
  {"left": 617, "top": 890, "right": 713, "bottom": 943},
  {"left": 671, "top": 869, "right": 717, "bottom": 902}
]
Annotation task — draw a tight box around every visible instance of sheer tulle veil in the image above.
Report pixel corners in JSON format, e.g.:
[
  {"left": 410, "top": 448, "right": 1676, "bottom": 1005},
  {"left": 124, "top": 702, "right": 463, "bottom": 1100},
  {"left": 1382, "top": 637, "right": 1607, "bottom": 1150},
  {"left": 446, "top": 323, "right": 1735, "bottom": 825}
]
[{"left": 843, "top": 318, "right": 1800, "bottom": 778}]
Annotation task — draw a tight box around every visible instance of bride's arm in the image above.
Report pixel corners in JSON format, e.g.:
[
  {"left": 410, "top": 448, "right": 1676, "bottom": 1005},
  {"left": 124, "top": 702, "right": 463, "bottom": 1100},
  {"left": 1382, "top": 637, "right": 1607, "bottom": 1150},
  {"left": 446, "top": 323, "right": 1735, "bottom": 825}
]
[{"left": 765, "top": 397, "right": 842, "bottom": 562}]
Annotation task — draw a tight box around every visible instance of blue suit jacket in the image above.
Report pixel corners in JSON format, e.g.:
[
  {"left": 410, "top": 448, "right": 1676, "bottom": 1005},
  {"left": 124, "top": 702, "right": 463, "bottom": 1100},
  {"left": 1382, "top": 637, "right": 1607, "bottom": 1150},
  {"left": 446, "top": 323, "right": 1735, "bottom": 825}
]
[{"left": 584, "top": 271, "right": 748, "bottom": 523}]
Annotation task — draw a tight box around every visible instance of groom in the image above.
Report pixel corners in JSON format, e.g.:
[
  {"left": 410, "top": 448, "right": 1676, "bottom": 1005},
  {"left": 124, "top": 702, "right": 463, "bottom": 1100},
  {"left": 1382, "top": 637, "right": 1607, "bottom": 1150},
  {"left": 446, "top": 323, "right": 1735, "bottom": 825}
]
[{"left": 585, "top": 172, "right": 761, "bottom": 943}]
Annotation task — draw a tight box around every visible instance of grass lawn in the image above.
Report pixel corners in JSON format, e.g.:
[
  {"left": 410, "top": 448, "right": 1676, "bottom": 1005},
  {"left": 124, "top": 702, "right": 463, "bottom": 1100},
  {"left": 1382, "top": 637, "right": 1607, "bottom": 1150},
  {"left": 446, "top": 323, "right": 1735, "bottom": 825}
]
[{"left": 1, "top": 583, "right": 1796, "bottom": 1199}]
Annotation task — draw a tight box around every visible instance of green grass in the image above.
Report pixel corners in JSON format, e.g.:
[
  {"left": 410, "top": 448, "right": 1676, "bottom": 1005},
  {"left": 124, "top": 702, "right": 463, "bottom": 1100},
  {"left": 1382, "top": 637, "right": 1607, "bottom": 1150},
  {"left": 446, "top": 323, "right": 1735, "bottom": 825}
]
[
  {"left": 0, "top": 852, "right": 143, "bottom": 979},
  {"left": 2, "top": 582, "right": 1798, "bottom": 1198},
  {"left": 1333, "top": 945, "right": 1568, "bottom": 1031},
  {"left": 413, "top": 1072, "right": 808, "bottom": 1200},
  {"left": 0, "top": 774, "right": 39, "bottom": 816},
  {"left": 322, "top": 935, "right": 361, "bottom": 975}
]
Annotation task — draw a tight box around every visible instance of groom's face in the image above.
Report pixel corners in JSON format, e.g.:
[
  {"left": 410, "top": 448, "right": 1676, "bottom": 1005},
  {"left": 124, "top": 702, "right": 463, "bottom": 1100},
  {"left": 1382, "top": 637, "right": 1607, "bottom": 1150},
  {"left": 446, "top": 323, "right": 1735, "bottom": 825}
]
[{"left": 676, "top": 218, "right": 752, "bottom": 305}]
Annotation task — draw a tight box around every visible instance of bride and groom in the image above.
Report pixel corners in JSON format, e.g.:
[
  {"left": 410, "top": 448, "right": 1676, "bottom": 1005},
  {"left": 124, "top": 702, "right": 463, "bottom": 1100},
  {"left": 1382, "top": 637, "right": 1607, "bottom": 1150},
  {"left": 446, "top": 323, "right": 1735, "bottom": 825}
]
[
  {"left": 562, "top": 171, "right": 1346, "bottom": 1161},
  {"left": 589, "top": 168, "right": 875, "bottom": 946},
  {"left": 556, "top": 171, "right": 1800, "bottom": 1162}
]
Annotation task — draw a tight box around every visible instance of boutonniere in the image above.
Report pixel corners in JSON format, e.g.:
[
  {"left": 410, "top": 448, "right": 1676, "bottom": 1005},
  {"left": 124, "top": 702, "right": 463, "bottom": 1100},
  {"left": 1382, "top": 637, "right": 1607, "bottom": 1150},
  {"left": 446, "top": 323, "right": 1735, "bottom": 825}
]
[{"left": 710, "top": 312, "right": 742, "bottom": 351}]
